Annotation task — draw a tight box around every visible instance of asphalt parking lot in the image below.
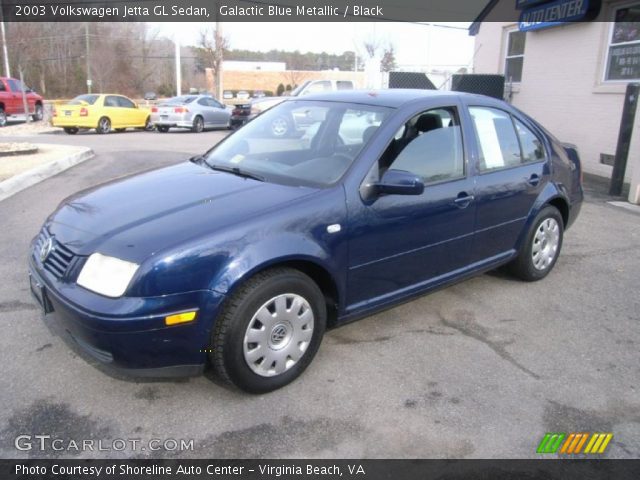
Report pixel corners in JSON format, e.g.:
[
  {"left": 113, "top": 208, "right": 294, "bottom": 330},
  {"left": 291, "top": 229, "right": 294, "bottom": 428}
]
[{"left": 0, "top": 128, "right": 638, "bottom": 459}]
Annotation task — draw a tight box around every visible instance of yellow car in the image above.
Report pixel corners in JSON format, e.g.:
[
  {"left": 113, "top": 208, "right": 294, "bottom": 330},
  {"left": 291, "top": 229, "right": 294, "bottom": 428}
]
[{"left": 52, "top": 94, "right": 152, "bottom": 134}]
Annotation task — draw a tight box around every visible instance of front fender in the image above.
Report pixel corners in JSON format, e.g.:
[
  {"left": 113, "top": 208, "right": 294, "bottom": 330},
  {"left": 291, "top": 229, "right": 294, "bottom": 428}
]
[{"left": 208, "top": 230, "right": 347, "bottom": 303}]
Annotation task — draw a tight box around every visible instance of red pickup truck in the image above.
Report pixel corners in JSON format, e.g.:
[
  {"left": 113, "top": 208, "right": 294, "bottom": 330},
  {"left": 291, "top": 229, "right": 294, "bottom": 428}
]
[{"left": 0, "top": 77, "right": 44, "bottom": 126}]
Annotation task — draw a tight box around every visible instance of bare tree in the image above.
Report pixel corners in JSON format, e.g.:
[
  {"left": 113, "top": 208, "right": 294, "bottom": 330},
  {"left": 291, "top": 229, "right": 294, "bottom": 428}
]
[
  {"left": 282, "top": 70, "right": 309, "bottom": 90},
  {"left": 198, "top": 26, "right": 229, "bottom": 94}
]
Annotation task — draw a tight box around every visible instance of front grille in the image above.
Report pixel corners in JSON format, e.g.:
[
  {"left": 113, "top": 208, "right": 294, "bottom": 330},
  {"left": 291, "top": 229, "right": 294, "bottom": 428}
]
[{"left": 34, "top": 228, "right": 76, "bottom": 280}]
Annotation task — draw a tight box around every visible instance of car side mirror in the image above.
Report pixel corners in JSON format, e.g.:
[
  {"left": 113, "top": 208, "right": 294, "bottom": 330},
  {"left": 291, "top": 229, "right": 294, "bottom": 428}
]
[{"left": 375, "top": 169, "right": 424, "bottom": 196}]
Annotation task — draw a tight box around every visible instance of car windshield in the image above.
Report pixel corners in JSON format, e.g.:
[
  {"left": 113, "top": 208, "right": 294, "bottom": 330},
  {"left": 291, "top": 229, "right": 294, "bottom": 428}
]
[
  {"left": 69, "top": 94, "right": 99, "bottom": 105},
  {"left": 289, "top": 81, "right": 311, "bottom": 96},
  {"left": 204, "top": 100, "right": 392, "bottom": 187},
  {"left": 164, "top": 96, "right": 196, "bottom": 105}
]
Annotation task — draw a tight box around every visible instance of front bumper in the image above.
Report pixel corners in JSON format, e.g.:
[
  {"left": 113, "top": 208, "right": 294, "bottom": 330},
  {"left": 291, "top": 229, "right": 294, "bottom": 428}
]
[{"left": 28, "top": 259, "right": 225, "bottom": 377}]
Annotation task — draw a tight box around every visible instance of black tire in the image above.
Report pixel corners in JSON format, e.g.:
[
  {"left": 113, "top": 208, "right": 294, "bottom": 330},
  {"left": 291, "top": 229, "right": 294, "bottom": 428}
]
[
  {"left": 156, "top": 126, "right": 169, "bottom": 133},
  {"left": 210, "top": 268, "right": 326, "bottom": 393},
  {"left": 192, "top": 115, "right": 204, "bottom": 133},
  {"left": 509, "top": 206, "right": 564, "bottom": 282},
  {"left": 63, "top": 127, "right": 78, "bottom": 135},
  {"left": 143, "top": 116, "right": 154, "bottom": 131},
  {"left": 0, "top": 108, "right": 6, "bottom": 127},
  {"left": 96, "top": 117, "right": 111, "bottom": 134},
  {"left": 32, "top": 104, "right": 44, "bottom": 122}
]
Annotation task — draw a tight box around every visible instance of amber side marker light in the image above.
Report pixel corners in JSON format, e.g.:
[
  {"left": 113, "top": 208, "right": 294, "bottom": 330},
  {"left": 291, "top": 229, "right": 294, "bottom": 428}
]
[{"left": 165, "top": 311, "right": 197, "bottom": 326}]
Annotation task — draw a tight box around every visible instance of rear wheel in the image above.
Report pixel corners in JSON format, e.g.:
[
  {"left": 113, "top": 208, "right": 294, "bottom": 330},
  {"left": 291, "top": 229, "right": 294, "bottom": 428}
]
[
  {"left": 63, "top": 127, "right": 78, "bottom": 135},
  {"left": 157, "top": 125, "right": 170, "bottom": 133},
  {"left": 96, "top": 117, "right": 111, "bottom": 134},
  {"left": 32, "top": 104, "right": 44, "bottom": 122},
  {"left": 210, "top": 268, "right": 326, "bottom": 393},
  {"left": 0, "top": 108, "right": 6, "bottom": 127},
  {"left": 143, "top": 116, "right": 154, "bottom": 131},
  {"left": 192, "top": 115, "right": 204, "bottom": 133},
  {"left": 509, "top": 206, "right": 564, "bottom": 281}
]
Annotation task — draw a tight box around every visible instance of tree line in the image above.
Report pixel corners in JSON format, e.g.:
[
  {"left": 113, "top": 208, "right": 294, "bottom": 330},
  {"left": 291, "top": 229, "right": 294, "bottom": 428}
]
[{"left": 3, "top": 23, "right": 395, "bottom": 99}]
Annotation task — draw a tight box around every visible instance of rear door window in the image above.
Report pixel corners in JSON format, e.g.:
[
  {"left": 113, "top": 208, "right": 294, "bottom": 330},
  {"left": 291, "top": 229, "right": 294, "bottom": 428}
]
[{"left": 469, "top": 107, "right": 522, "bottom": 172}]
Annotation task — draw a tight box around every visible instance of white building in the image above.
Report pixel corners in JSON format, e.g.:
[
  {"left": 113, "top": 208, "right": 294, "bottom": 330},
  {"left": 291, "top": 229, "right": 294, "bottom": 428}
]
[
  {"left": 221, "top": 60, "right": 286, "bottom": 72},
  {"left": 470, "top": 0, "right": 640, "bottom": 204}
]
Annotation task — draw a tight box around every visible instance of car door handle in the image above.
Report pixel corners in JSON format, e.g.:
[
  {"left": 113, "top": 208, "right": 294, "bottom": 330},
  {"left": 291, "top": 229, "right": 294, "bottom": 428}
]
[
  {"left": 453, "top": 193, "right": 474, "bottom": 208},
  {"left": 527, "top": 174, "right": 541, "bottom": 187}
]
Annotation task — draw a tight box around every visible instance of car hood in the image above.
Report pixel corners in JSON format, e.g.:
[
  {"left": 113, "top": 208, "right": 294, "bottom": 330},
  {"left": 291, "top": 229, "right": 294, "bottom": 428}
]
[{"left": 48, "top": 162, "right": 316, "bottom": 263}]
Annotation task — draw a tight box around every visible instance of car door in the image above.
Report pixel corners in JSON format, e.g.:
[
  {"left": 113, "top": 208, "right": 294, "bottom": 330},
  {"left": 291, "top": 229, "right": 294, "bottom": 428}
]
[
  {"left": 465, "top": 105, "right": 549, "bottom": 262},
  {"left": 103, "top": 95, "right": 124, "bottom": 127},
  {"left": 6, "top": 79, "right": 25, "bottom": 115},
  {"left": 346, "top": 104, "right": 476, "bottom": 309},
  {"left": 208, "top": 97, "right": 229, "bottom": 126},
  {"left": 116, "top": 95, "right": 143, "bottom": 127}
]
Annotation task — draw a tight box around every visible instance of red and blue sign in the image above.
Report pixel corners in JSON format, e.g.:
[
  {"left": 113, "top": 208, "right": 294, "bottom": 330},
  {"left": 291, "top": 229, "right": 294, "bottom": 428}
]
[{"left": 518, "top": 0, "right": 600, "bottom": 31}]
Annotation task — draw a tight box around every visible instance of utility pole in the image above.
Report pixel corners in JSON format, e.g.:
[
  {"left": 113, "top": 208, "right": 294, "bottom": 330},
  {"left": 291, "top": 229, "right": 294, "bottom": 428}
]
[
  {"left": 0, "top": 1, "right": 10, "bottom": 77},
  {"left": 85, "top": 23, "right": 91, "bottom": 93},
  {"left": 19, "top": 67, "right": 30, "bottom": 123},
  {"left": 175, "top": 38, "right": 181, "bottom": 96},
  {"left": 215, "top": 20, "right": 223, "bottom": 100}
]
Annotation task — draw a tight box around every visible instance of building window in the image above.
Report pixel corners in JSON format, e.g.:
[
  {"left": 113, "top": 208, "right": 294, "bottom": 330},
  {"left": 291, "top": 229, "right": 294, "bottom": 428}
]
[
  {"left": 505, "top": 30, "right": 526, "bottom": 83},
  {"left": 605, "top": 4, "right": 640, "bottom": 81}
]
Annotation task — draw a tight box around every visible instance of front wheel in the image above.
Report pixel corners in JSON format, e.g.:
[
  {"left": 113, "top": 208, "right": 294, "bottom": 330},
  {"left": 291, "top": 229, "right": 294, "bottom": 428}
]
[
  {"left": 32, "top": 104, "right": 44, "bottom": 122},
  {"left": 210, "top": 268, "right": 326, "bottom": 393},
  {"left": 0, "top": 108, "right": 6, "bottom": 127},
  {"left": 96, "top": 117, "right": 111, "bottom": 134},
  {"left": 143, "top": 116, "right": 154, "bottom": 131},
  {"left": 509, "top": 206, "right": 564, "bottom": 281}
]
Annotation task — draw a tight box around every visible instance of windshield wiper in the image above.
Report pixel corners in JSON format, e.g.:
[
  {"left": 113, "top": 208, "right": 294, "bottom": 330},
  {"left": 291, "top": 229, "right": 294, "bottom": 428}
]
[{"left": 207, "top": 163, "right": 265, "bottom": 182}]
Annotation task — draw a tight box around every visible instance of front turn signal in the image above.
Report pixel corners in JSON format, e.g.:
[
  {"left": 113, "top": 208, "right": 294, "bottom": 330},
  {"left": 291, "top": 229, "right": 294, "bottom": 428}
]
[{"left": 165, "top": 311, "right": 197, "bottom": 326}]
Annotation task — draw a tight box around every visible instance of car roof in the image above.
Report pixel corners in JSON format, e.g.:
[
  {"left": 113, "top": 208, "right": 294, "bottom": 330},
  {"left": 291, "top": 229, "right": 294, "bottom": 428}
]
[{"left": 296, "top": 89, "right": 500, "bottom": 108}]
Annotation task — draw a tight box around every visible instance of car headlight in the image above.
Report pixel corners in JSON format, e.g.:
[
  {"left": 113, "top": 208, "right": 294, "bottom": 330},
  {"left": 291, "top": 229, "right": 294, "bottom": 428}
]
[{"left": 77, "top": 253, "right": 139, "bottom": 298}]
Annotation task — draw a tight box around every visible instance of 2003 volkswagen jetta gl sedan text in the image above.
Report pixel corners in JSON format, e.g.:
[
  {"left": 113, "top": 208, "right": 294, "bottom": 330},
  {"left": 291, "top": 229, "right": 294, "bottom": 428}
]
[{"left": 29, "top": 90, "right": 583, "bottom": 393}]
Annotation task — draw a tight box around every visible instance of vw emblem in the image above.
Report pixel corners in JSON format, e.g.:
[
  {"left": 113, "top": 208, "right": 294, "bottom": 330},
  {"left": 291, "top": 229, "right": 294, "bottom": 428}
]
[
  {"left": 270, "top": 325, "right": 288, "bottom": 345},
  {"left": 40, "top": 237, "right": 54, "bottom": 262}
]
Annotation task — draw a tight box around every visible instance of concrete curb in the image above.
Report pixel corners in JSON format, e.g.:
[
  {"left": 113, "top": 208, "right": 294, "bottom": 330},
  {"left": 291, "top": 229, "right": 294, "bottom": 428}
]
[{"left": 0, "top": 146, "right": 94, "bottom": 202}]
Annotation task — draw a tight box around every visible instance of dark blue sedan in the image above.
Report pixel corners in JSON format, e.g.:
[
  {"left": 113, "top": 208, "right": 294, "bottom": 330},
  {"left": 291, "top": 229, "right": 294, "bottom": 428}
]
[{"left": 29, "top": 90, "right": 582, "bottom": 393}]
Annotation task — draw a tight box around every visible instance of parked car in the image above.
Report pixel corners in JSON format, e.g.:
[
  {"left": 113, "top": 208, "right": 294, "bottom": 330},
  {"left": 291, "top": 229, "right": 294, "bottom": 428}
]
[
  {"left": 236, "top": 90, "right": 250, "bottom": 100},
  {"left": 52, "top": 94, "right": 152, "bottom": 134},
  {"left": 28, "top": 90, "right": 582, "bottom": 393},
  {"left": 144, "top": 92, "right": 157, "bottom": 101},
  {"left": 230, "top": 103, "right": 251, "bottom": 128},
  {"left": 0, "top": 77, "right": 44, "bottom": 126},
  {"left": 150, "top": 95, "right": 231, "bottom": 133},
  {"left": 252, "top": 90, "right": 266, "bottom": 98},
  {"left": 222, "top": 90, "right": 234, "bottom": 100},
  {"left": 250, "top": 79, "right": 355, "bottom": 136}
]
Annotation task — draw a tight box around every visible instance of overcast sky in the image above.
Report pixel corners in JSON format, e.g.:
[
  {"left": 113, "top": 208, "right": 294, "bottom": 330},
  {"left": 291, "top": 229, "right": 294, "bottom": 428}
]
[{"left": 152, "top": 22, "right": 476, "bottom": 71}]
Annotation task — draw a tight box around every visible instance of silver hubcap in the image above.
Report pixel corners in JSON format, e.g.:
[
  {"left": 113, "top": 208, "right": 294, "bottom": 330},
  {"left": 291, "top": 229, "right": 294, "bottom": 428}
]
[
  {"left": 100, "top": 119, "right": 109, "bottom": 132},
  {"left": 532, "top": 218, "right": 560, "bottom": 271},
  {"left": 271, "top": 118, "right": 288, "bottom": 136},
  {"left": 243, "top": 293, "right": 314, "bottom": 377}
]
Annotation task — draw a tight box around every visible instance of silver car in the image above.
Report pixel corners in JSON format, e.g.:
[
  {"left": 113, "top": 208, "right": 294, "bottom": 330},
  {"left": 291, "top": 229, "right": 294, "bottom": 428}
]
[{"left": 151, "top": 95, "right": 231, "bottom": 133}]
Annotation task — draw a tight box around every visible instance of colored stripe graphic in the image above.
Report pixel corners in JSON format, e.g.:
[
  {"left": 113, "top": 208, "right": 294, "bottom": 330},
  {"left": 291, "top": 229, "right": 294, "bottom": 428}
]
[
  {"left": 584, "top": 433, "right": 613, "bottom": 454},
  {"left": 539, "top": 433, "right": 613, "bottom": 454},
  {"left": 537, "top": 433, "right": 566, "bottom": 453}
]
